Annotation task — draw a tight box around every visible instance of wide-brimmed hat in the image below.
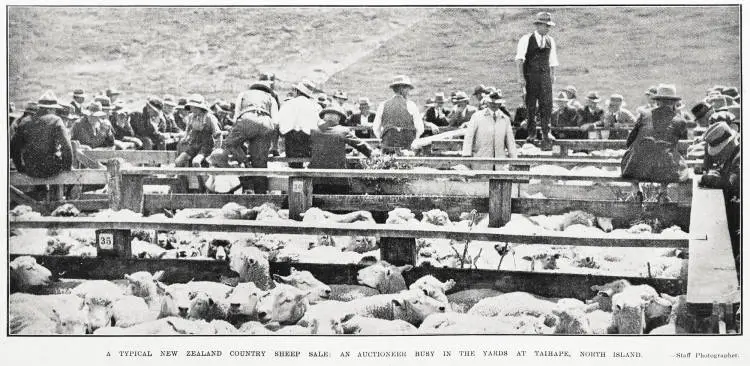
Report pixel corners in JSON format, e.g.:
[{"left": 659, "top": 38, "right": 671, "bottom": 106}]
[
  {"left": 533, "top": 11, "right": 555, "bottom": 26},
  {"left": 206, "top": 149, "right": 233, "bottom": 168},
  {"left": 37, "top": 90, "right": 63, "bottom": 109},
  {"left": 112, "top": 101, "right": 128, "bottom": 115},
  {"left": 721, "top": 86, "right": 739, "bottom": 98},
  {"left": 72, "top": 89, "right": 85, "bottom": 98},
  {"left": 425, "top": 98, "right": 436, "bottom": 108},
  {"left": 84, "top": 101, "right": 107, "bottom": 117},
  {"left": 333, "top": 90, "right": 348, "bottom": 101},
  {"left": 176, "top": 97, "right": 188, "bottom": 110},
  {"left": 106, "top": 87, "right": 121, "bottom": 98},
  {"left": 23, "top": 101, "right": 39, "bottom": 113},
  {"left": 473, "top": 84, "right": 487, "bottom": 96},
  {"left": 563, "top": 85, "right": 578, "bottom": 99},
  {"left": 644, "top": 86, "right": 658, "bottom": 96},
  {"left": 259, "top": 72, "right": 276, "bottom": 81},
  {"left": 651, "top": 84, "right": 681, "bottom": 101},
  {"left": 706, "top": 95, "right": 731, "bottom": 111},
  {"left": 319, "top": 106, "right": 347, "bottom": 121},
  {"left": 358, "top": 97, "right": 371, "bottom": 106},
  {"left": 293, "top": 82, "right": 314, "bottom": 98},
  {"left": 434, "top": 92, "right": 446, "bottom": 104},
  {"left": 709, "top": 110, "right": 736, "bottom": 126},
  {"left": 94, "top": 95, "right": 114, "bottom": 110},
  {"left": 487, "top": 91, "right": 505, "bottom": 104},
  {"left": 61, "top": 105, "right": 80, "bottom": 119},
  {"left": 453, "top": 91, "right": 470, "bottom": 103},
  {"left": 147, "top": 96, "right": 163, "bottom": 110},
  {"left": 389, "top": 75, "right": 414, "bottom": 89},
  {"left": 585, "top": 91, "right": 601, "bottom": 102},
  {"left": 250, "top": 81, "right": 274, "bottom": 95},
  {"left": 163, "top": 95, "right": 178, "bottom": 107},
  {"left": 704, "top": 122, "right": 739, "bottom": 156},
  {"left": 553, "top": 91, "right": 570, "bottom": 102},
  {"left": 186, "top": 94, "right": 209, "bottom": 111},
  {"left": 216, "top": 100, "right": 232, "bottom": 113},
  {"left": 691, "top": 102, "right": 712, "bottom": 120}
]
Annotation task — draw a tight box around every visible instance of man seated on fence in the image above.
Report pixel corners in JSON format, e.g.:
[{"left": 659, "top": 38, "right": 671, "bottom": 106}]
[
  {"left": 580, "top": 91, "right": 604, "bottom": 137},
  {"left": 133, "top": 97, "right": 168, "bottom": 150},
  {"left": 446, "top": 91, "right": 477, "bottom": 128},
  {"left": 696, "top": 122, "right": 741, "bottom": 270},
  {"left": 344, "top": 97, "right": 375, "bottom": 138},
  {"left": 175, "top": 94, "right": 222, "bottom": 168},
  {"left": 310, "top": 106, "right": 375, "bottom": 193},
  {"left": 111, "top": 104, "right": 143, "bottom": 150},
  {"left": 600, "top": 94, "right": 636, "bottom": 139},
  {"left": 550, "top": 91, "right": 584, "bottom": 139},
  {"left": 423, "top": 92, "right": 450, "bottom": 134},
  {"left": 10, "top": 91, "right": 73, "bottom": 199},
  {"left": 9, "top": 102, "right": 38, "bottom": 142},
  {"left": 174, "top": 97, "right": 189, "bottom": 131},
  {"left": 560, "top": 85, "right": 583, "bottom": 110},
  {"left": 71, "top": 101, "right": 116, "bottom": 150},
  {"left": 159, "top": 95, "right": 183, "bottom": 150},
  {"left": 70, "top": 89, "right": 85, "bottom": 116},
  {"left": 203, "top": 148, "right": 242, "bottom": 195}
]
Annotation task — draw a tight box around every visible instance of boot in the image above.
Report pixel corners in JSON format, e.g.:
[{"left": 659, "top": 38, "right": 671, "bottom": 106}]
[{"left": 540, "top": 137, "right": 553, "bottom": 151}]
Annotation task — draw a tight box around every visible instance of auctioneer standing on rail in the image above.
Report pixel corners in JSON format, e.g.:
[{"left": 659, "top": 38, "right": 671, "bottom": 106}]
[
  {"left": 372, "top": 75, "right": 424, "bottom": 154},
  {"left": 515, "top": 11, "right": 560, "bottom": 151}
]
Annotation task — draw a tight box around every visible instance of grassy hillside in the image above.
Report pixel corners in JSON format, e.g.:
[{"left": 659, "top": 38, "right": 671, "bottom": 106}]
[{"left": 8, "top": 6, "right": 739, "bottom": 113}]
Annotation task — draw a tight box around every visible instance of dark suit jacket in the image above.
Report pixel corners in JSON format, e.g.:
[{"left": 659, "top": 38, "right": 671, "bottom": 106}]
[
  {"left": 344, "top": 112, "right": 375, "bottom": 138},
  {"left": 423, "top": 107, "right": 451, "bottom": 127}
]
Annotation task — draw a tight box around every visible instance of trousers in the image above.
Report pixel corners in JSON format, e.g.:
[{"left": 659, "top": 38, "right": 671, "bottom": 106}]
[
  {"left": 524, "top": 73, "right": 553, "bottom": 140},
  {"left": 224, "top": 113, "right": 275, "bottom": 194}
]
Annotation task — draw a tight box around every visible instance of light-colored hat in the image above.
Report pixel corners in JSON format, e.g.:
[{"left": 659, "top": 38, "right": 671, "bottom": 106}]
[
  {"left": 84, "top": 101, "right": 107, "bottom": 117},
  {"left": 586, "top": 91, "right": 601, "bottom": 102},
  {"left": 319, "top": 106, "right": 347, "bottom": 121},
  {"left": 358, "top": 97, "right": 371, "bottom": 106},
  {"left": 333, "top": 90, "right": 348, "bottom": 101},
  {"left": 186, "top": 94, "right": 209, "bottom": 111},
  {"left": 453, "top": 91, "right": 470, "bottom": 103},
  {"left": 706, "top": 95, "right": 733, "bottom": 111},
  {"left": 389, "top": 75, "right": 414, "bottom": 89},
  {"left": 106, "top": 87, "right": 121, "bottom": 97},
  {"left": 94, "top": 95, "right": 114, "bottom": 110},
  {"left": 37, "top": 90, "right": 63, "bottom": 109},
  {"left": 704, "top": 122, "right": 739, "bottom": 156},
  {"left": 163, "top": 95, "right": 178, "bottom": 107},
  {"left": 72, "top": 89, "right": 85, "bottom": 97},
  {"left": 650, "top": 84, "right": 681, "bottom": 101},
  {"left": 645, "top": 86, "right": 658, "bottom": 96},
  {"left": 533, "top": 12, "right": 555, "bottom": 26},
  {"left": 563, "top": 85, "right": 577, "bottom": 99},
  {"left": 293, "top": 82, "right": 314, "bottom": 98},
  {"left": 553, "top": 91, "right": 570, "bottom": 102},
  {"left": 425, "top": 98, "right": 436, "bottom": 107}
]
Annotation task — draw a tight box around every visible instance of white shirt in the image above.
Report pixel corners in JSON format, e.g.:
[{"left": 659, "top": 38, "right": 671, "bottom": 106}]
[
  {"left": 372, "top": 95, "right": 424, "bottom": 138},
  {"left": 277, "top": 96, "right": 321, "bottom": 135},
  {"left": 514, "top": 31, "right": 559, "bottom": 67}
]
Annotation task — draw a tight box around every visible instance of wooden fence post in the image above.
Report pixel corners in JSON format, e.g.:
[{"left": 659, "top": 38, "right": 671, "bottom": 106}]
[
  {"left": 379, "top": 237, "right": 417, "bottom": 266},
  {"left": 288, "top": 176, "right": 313, "bottom": 221},
  {"left": 122, "top": 174, "right": 145, "bottom": 213},
  {"left": 107, "top": 158, "right": 124, "bottom": 210},
  {"left": 488, "top": 178, "right": 512, "bottom": 228}
]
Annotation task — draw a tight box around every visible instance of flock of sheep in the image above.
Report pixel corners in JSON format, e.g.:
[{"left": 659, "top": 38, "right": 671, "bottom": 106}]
[{"left": 10, "top": 254, "right": 695, "bottom": 335}]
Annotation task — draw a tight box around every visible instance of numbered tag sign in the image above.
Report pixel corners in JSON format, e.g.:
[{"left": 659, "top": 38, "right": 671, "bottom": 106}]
[
  {"left": 98, "top": 232, "right": 114, "bottom": 250},
  {"left": 292, "top": 180, "right": 304, "bottom": 193},
  {"left": 552, "top": 145, "right": 562, "bottom": 154}
]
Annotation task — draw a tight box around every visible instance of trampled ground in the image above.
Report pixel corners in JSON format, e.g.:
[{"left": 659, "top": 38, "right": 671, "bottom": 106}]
[{"left": 7, "top": 6, "right": 740, "bottom": 112}]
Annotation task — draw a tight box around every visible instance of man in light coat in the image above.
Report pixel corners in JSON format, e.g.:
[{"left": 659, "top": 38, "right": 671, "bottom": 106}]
[{"left": 461, "top": 92, "right": 518, "bottom": 170}]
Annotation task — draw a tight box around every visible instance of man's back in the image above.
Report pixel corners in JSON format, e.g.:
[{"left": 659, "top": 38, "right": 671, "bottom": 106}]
[
  {"left": 10, "top": 112, "right": 73, "bottom": 178},
  {"left": 236, "top": 89, "right": 278, "bottom": 118}
]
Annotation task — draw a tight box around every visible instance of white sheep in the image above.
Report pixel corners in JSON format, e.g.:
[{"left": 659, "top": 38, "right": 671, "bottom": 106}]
[
  {"left": 255, "top": 283, "right": 310, "bottom": 325},
  {"left": 273, "top": 267, "right": 332, "bottom": 304},
  {"left": 419, "top": 312, "right": 547, "bottom": 334},
  {"left": 468, "top": 292, "right": 558, "bottom": 328},
  {"left": 408, "top": 275, "right": 455, "bottom": 303},
  {"left": 446, "top": 288, "right": 504, "bottom": 313},
  {"left": 187, "top": 290, "right": 229, "bottom": 322},
  {"left": 10, "top": 256, "right": 52, "bottom": 293},
  {"left": 649, "top": 294, "right": 689, "bottom": 334},
  {"left": 356, "top": 261, "right": 413, "bottom": 294},
  {"left": 341, "top": 315, "right": 418, "bottom": 334},
  {"left": 611, "top": 288, "right": 647, "bottom": 334},
  {"left": 228, "top": 245, "right": 271, "bottom": 290},
  {"left": 224, "top": 282, "right": 264, "bottom": 324},
  {"left": 328, "top": 284, "right": 381, "bottom": 302},
  {"left": 9, "top": 293, "right": 87, "bottom": 335}
]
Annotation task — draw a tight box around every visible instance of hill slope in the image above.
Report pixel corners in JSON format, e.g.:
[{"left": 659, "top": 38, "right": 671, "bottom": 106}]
[{"left": 8, "top": 6, "right": 740, "bottom": 111}]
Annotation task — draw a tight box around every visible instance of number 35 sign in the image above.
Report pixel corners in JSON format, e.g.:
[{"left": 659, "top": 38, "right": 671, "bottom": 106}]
[{"left": 98, "top": 233, "right": 114, "bottom": 250}]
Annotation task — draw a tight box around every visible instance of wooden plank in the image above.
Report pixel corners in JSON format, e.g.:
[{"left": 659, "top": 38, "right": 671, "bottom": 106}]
[
  {"left": 10, "top": 170, "right": 108, "bottom": 186},
  {"left": 10, "top": 217, "right": 689, "bottom": 248},
  {"left": 488, "top": 179, "right": 512, "bottom": 228},
  {"left": 9, "top": 254, "right": 685, "bottom": 299},
  {"left": 143, "top": 194, "right": 288, "bottom": 213},
  {"left": 687, "top": 177, "right": 740, "bottom": 307},
  {"left": 312, "top": 195, "right": 486, "bottom": 219},
  {"left": 288, "top": 177, "right": 313, "bottom": 221},
  {"left": 121, "top": 175, "right": 145, "bottom": 213},
  {"left": 34, "top": 200, "right": 109, "bottom": 214},
  {"left": 379, "top": 237, "right": 417, "bottom": 266},
  {"left": 521, "top": 182, "right": 693, "bottom": 203},
  {"left": 83, "top": 150, "right": 177, "bottom": 165},
  {"left": 9, "top": 186, "right": 39, "bottom": 207},
  {"left": 107, "top": 158, "right": 124, "bottom": 210}
]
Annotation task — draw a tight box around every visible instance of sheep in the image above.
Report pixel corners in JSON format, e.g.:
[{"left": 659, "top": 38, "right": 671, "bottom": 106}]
[
  {"left": 155, "top": 282, "right": 191, "bottom": 318},
  {"left": 551, "top": 302, "right": 611, "bottom": 334},
  {"left": 255, "top": 283, "right": 310, "bottom": 325},
  {"left": 587, "top": 279, "right": 632, "bottom": 311},
  {"left": 207, "top": 239, "right": 232, "bottom": 261},
  {"left": 273, "top": 267, "right": 332, "bottom": 304},
  {"left": 93, "top": 317, "right": 216, "bottom": 335},
  {"left": 446, "top": 288, "right": 504, "bottom": 313},
  {"left": 385, "top": 208, "right": 420, "bottom": 225},
  {"left": 356, "top": 261, "right": 413, "bottom": 294},
  {"left": 131, "top": 239, "right": 166, "bottom": 259},
  {"left": 238, "top": 320, "right": 275, "bottom": 334},
  {"left": 408, "top": 275, "right": 455, "bottom": 303},
  {"left": 649, "top": 294, "right": 688, "bottom": 334},
  {"left": 421, "top": 209, "right": 451, "bottom": 226},
  {"left": 10, "top": 256, "right": 52, "bottom": 293},
  {"left": 419, "top": 312, "right": 547, "bottom": 334},
  {"left": 225, "top": 282, "right": 263, "bottom": 325},
  {"left": 341, "top": 315, "right": 418, "bottom": 334},
  {"left": 123, "top": 271, "right": 164, "bottom": 303},
  {"left": 328, "top": 284, "right": 381, "bottom": 302},
  {"left": 468, "top": 292, "right": 558, "bottom": 328},
  {"left": 228, "top": 245, "right": 271, "bottom": 290},
  {"left": 110, "top": 295, "right": 154, "bottom": 328},
  {"left": 301, "top": 208, "right": 377, "bottom": 253},
  {"left": 71, "top": 280, "right": 128, "bottom": 300},
  {"left": 611, "top": 288, "right": 647, "bottom": 334},
  {"left": 348, "top": 290, "right": 447, "bottom": 326},
  {"left": 188, "top": 291, "right": 229, "bottom": 322},
  {"left": 299, "top": 245, "right": 365, "bottom": 264},
  {"left": 9, "top": 293, "right": 87, "bottom": 335},
  {"left": 9, "top": 233, "right": 50, "bottom": 256},
  {"left": 50, "top": 203, "right": 81, "bottom": 217}
]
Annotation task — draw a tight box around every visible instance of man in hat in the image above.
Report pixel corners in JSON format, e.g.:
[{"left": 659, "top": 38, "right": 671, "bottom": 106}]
[
  {"left": 212, "top": 100, "right": 234, "bottom": 130},
  {"left": 133, "top": 96, "right": 167, "bottom": 150},
  {"left": 447, "top": 91, "right": 478, "bottom": 128},
  {"left": 461, "top": 91, "right": 518, "bottom": 170},
  {"left": 111, "top": 104, "right": 143, "bottom": 150},
  {"left": 698, "top": 121, "right": 741, "bottom": 268},
  {"left": 316, "top": 93, "right": 330, "bottom": 109},
  {"left": 277, "top": 81, "right": 321, "bottom": 168},
  {"left": 691, "top": 101, "right": 715, "bottom": 129},
  {"left": 551, "top": 91, "right": 584, "bottom": 139},
  {"left": 175, "top": 94, "right": 223, "bottom": 168},
  {"left": 622, "top": 84, "right": 689, "bottom": 203},
  {"left": 310, "top": 106, "right": 375, "bottom": 193},
  {"left": 580, "top": 91, "right": 604, "bottom": 132},
  {"left": 71, "top": 101, "right": 116, "bottom": 150},
  {"left": 225, "top": 80, "right": 279, "bottom": 193},
  {"left": 259, "top": 72, "right": 276, "bottom": 90},
  {"left": 515, "top": 11, "right": 560, "bottom": 150},
  {"left": 106, "top": 88, "right": 121, "bottom": 103},
  {"left": 423, "top": 92, "right": 450, "bottom": 133},
  {"left": 344, "top": 97, "right": 376, "bottom": 138},
  {"left": 331, "top": 90, "right": 353, "bottom": 118},
  {"left": 161, "top": 95, "right": 183, "bottom": 133},
  {"left": 11, "top": 91, "right": 73, "bottom": 180},
  {"left": 561, "top": 85, "right": 583, "bottom": 110},
  {"left": 70, "top": 89, "right": 85, "bottom": 115},
  {"left": 601, "top": 94, "right": 636, "bottom": 139},
  {"left": 372, "top": 75, "right": 424, "bottom": 153},
  {"left": 174, "top": 97, "right": 190, "bottom": 131},
  {"left": 635, "top": 86, "right": 658, "bottom": 118},
  {"left": 57, "top": 105, "right": 81, "bottom": 129},
  {"left": 9, "top": 102, "right": 39, "bottom": 142}
]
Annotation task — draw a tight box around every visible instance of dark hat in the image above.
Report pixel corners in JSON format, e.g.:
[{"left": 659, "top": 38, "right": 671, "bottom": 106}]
[
  {"left": 333, "top": 90, "right": 348, "bottom": 101},
  {"left": 106, "top": 87, "right": 121, "bottom": 98},
  {"left": 147, "top": 97, "right": 163, "bottom": 110},
  {"left": 708, "top": 110, "right": 736, "bottom": 126},
  {"left": 434, "top": 92, "right": 446, "bottom": 103},
  {"left": 650, "top": 84, "right": 681, "bottom": 101},
  {"left": 37, "top": 90, "right": 63, "bottom": 109},
  {"left": 259, "top": 72, "right": 276, "bottom": 81},
  {"left": 704, "top": 122, "right": 739, "bottom": 156},
  {"left": 533, "top": 11, "right": 555, "bottom": 26},
  {"left": 59, "top": 104, "right": 78, "bottom": 119},
  {"left": 176, "top": 97, "right": 188, "bottom": 109},
  {"left": 319, "top": 106, "right": 347, "bottom": 121},
  {"left": 487, "top": 91, "right": 505, "bottom": 104},
  {"left": 473, "top": 84, "right": 487, "bottom": 96},
  {"left": 425, "top": 98, "right": 436, "bottom": 107},
  {"left": 72, "top": 89, "right": 85, "bottom": 97},
  {"left": 453, "top": 91, "right": 470, "bottom": 103},
  {"left": 585, "top": 91, "right": 601, "bottom": 102},
  {"left": 250, "top": 81, "right": 274, "bottom": 95},
  {"left": 23, "top": 101, "right": 39, "bottom": 113},
  {"left": 721, "top": 87, "right": 739, "bottom": 98},
  {"left": 389, "top": 75, "right": 414, "bottom": 89},
  {"left": 691, "top": 102, "right": 712, "bottom": 120},
  {"left": 217, "top": 101, "right": 232, "bottom": 113}
]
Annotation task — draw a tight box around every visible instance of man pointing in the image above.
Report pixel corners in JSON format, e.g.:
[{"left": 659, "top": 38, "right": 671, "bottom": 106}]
[{"left": 515, "top": 11, "right": 559, "bottom": 150}]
